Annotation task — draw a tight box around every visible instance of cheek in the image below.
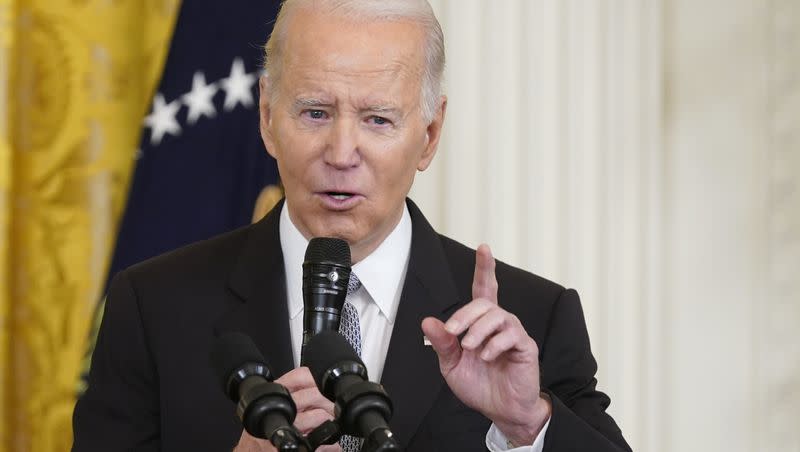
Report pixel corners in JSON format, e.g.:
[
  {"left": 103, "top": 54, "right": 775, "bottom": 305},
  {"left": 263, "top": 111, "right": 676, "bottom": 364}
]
[
  {"left": 273, "top": 133, "right": 320, "bottom": 177},
  {"left": 375, "top": 155, "right": 420, "bottom": 197}
]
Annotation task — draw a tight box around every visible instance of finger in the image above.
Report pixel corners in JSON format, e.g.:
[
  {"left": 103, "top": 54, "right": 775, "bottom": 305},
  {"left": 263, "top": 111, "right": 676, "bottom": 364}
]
[
  {"left": 235, "top": 430, "right": 276, "bottom": 452},
  {"left": 421, "top": 317, "right": 462, "bottom": 374},
  {"left": 291, "top": 386, "right": 335, "bottom": 414},
  {"left": 317, "top": 445, "right": 342, "bottom": 452},
  {"left": 275, "top": 367, "right": 317, "bottom": 392},
  {"left": 479, "top": 324, "right": 537, "bottom": 362},
  {"left": 460, "top": 308, "right": 510, "bottom": 350},
  {"left": 293, "top": 408, "right": 334, "bottom": 434},
  {"left": 472, "top": 244, "right": 498, "bottom": 303},
  {"left": 443, "top": 298, "right": 495, "bottom": 336}
]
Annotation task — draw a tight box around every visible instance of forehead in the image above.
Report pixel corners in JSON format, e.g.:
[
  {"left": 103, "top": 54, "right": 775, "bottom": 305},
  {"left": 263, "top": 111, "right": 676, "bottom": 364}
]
[{"left": 280, "top": 9, "right": 426, "bottom": 100}]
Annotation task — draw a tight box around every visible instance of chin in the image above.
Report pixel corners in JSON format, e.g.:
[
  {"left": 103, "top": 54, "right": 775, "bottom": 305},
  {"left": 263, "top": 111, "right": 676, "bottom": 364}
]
[{"left": 309, "top": 217, "right": 361, "bottom": 243}]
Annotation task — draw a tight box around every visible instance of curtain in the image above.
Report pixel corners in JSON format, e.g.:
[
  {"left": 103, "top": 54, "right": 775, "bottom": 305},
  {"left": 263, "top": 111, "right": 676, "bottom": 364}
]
[{"left": 0, "top": 1, "right": 179, "bottom": 451}]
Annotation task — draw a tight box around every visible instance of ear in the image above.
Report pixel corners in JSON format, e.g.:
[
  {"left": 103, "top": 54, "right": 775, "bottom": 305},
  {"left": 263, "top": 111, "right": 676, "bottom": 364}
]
[
  {"left": 417, "top": 95, "right": 447, "bottom": 172},
  {"left": 259, "top": 75, "right": 278, "bottom": 159}
]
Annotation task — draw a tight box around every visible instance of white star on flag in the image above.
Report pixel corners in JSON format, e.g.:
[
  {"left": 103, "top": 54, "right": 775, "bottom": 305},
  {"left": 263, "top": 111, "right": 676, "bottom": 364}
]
[
  {"left": 143, "top": 93, "right": 182, "bottom": 146},
  {"left": 183, "top": 71, "right": 218, "bottom": 124},
  {"left": 221, "top": 57, "right": 256, "bottom": 112}
]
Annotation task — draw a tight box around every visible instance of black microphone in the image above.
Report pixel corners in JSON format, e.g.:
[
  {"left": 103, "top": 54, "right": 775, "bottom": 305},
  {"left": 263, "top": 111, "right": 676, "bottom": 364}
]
[
  {"left": 304, "top": 330, "right": 401, "bottom": 452},
  {"left": 301, "top": 237, "right": 352, "bottom": 365},
  {"left": 210, "top": 332, "right": 309, "bottom": 451}
]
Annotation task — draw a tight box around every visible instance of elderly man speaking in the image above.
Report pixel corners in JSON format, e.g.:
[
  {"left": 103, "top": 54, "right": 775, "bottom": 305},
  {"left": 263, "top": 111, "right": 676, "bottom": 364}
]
[{"left": 73, "top": 1, "right": 631, "bottom": 451}]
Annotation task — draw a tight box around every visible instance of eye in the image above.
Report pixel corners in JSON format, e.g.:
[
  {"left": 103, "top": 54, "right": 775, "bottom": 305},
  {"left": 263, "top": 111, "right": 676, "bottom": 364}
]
[
  {"left": 303, "top": 109, "right": 328, "bottom": 120},
  {"left": 369, "top": 116, "right": 390, "bottom": 126}
]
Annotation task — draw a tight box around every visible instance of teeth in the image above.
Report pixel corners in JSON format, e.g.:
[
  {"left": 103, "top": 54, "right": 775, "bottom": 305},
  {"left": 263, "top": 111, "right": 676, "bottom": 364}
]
[{"left": 330, "top": 194, "right": 352, "bottom": 200}]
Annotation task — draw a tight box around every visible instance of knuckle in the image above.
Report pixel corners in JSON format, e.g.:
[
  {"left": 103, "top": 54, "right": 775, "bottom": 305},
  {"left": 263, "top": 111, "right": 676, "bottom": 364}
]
[
  {"left": 296, "top": 388, "right": 333, "bottom": 413},
  {"left": 486, "top": 337, "right": 509, "bottom": 357},
  {"left": 318, "top": 446, "right": 342, "bottom": 452},
  {"left": 293, "top": 390, "right": 313, "bottom": 410},
  {"left": 294, "top": 408, "right": 332, "bottom": 432},
  {"left": 277, "top": 368, "right": 314, "bottom": 391},
  {"left": 490, "top": 308, "right": 509, "bottom": 326},
  {"left": 527, "top": 337, "right": 540, "bottom": 355}
]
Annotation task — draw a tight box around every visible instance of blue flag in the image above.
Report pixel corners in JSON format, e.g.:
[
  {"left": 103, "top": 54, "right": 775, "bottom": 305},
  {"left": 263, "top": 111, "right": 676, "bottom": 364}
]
[{"left": 108, "top": 1, "right": 282, "bottom": 281}]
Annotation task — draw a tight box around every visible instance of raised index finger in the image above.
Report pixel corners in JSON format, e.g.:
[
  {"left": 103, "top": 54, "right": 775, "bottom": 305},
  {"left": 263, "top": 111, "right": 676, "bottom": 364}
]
[{"left": 472, "top": 244, "right": 498, "bottom": 303}]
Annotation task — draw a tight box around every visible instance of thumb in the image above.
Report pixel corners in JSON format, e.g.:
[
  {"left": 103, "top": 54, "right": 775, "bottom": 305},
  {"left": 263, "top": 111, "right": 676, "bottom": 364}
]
[{"left": 421, "top": 317, "right": 462, "bottom": 373}]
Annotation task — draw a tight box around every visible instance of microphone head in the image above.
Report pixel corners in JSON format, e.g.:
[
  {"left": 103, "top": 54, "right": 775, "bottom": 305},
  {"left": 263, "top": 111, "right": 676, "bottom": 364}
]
[
  {"left": 303, "top": 330, "right": 368, "bottom": 400},
  {"left": 301, "top": 238, "right": 353, "bottom": 357},
  {"left": 304, "top": 237, "right": 351, "bottom": 266},
  {"left": 302, "top": 238, "right": 352, "bottom": 297},
  {"left": 210, "top": 332, "right": 273, "bottom": 401}
]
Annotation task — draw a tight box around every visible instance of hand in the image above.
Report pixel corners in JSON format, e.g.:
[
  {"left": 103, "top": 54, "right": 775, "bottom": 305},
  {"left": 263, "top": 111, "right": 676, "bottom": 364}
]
[
  {"left": 421, "top": 244, "right": 551, "bottom": 446},
  {"left": 233, "top": 367, "right": 342, "bottom": 452}
]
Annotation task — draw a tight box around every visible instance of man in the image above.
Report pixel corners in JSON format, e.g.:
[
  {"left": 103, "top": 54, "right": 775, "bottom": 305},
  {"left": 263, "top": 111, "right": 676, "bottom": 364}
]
[{"left": 73, "top": 1, "right": 631, "bottom": 451}]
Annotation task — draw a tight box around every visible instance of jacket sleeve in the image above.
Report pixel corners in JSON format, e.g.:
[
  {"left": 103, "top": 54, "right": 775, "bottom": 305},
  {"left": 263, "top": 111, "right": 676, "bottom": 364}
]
[
  {"left": 72, "top": 270, "right": 160, "bottom": 452},
  {"left": 539, "top": 289, "right": 632, "bottom": 452}
]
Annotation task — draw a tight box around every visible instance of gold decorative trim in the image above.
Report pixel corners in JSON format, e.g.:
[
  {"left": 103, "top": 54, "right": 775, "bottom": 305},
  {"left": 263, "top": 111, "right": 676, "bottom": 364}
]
[{"left": 252, "top": 183, "right": 284, "bottom": 224}]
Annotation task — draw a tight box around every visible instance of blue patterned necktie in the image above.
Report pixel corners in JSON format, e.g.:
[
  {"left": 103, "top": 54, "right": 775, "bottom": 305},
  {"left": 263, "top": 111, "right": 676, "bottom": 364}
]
[{"left": 338, "top": 272, "right": 362, "bottom": 452}]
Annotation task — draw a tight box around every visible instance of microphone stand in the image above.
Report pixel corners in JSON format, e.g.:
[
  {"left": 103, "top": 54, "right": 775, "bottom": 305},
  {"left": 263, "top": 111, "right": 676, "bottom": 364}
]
[
  {"left": 237, "top": 379, "right": 312, "bottom": 452},
  {"left": 307, "top": 420, "right": 341, "bottom": 450},
  {"left": 269, "top": 426, "right": 311, "bottom": 452},
  {"left": 361, "top": 432, "right": 401, "bottom": 452}
]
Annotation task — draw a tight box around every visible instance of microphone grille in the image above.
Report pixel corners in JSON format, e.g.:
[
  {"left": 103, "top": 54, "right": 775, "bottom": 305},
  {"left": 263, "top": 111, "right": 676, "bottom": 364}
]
[
  {"left": 304, "top": 330, "right": 366, "bottom": 395},
  {"left": 210, "top": 332, "right": 270, "bottom": 399},
  {"left": 304, "top": 237, "right": 351, "bottom": 266}
]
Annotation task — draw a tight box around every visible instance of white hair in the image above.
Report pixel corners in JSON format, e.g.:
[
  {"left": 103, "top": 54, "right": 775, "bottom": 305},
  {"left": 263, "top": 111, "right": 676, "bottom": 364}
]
[{"left": 263, "top": 0, "right": 445, "bottom": 123}]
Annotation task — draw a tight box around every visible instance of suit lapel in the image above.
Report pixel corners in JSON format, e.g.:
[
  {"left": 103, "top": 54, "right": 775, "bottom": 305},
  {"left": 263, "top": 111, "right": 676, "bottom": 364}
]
[
  {"left": 214, "top": 200, "right": 295, "bottom": 376},
  {"left": 213, "top": 198, "right": 464, "bottom": 444},
  {"left": 381, "top": 200, "right": 463, "bottom": 446}
]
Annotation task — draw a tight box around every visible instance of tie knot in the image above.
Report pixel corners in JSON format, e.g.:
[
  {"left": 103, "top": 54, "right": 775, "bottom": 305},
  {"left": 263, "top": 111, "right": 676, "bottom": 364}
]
[{"left": 347, "top": 272, "right": 361, "bottom": 295}]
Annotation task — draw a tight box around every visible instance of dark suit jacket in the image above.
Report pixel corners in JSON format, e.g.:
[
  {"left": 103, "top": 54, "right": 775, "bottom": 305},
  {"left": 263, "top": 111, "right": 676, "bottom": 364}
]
[{"left": 73, "top": 199, "right": 631, "bottom": 452}]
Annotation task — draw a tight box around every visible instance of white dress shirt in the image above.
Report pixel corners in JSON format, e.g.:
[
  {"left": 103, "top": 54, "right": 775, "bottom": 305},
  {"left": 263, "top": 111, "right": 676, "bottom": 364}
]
[{"left": 279, "top": 202, "right": 548, "bottom": 451}]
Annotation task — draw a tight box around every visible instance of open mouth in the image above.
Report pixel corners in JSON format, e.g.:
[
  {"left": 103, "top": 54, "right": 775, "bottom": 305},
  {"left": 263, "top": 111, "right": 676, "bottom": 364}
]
[
  {"left": 318, "top": 191, "right": 362, "bottom": 210},
  {"left": 325, "top": 191, "right": 355, "bottom": 200}
]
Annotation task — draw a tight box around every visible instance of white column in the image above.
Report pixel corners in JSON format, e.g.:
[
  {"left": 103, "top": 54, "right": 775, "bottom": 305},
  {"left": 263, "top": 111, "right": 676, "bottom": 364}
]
[
  {"left": 413, "top": 1, "right": 799, "bottom": 451},
  {"left": 759, "top": 0, "right": 800, "bottom": 449},
  {"left": 414, "top": 1, "right": 663, "bottom": 450}
]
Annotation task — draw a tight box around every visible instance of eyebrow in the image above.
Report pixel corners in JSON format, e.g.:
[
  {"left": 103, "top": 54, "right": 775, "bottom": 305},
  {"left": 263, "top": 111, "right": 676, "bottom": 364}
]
[
  {"left": 292, "top": 97, "right": 403, "bottom": 116},
  {"left": 293, "top": 97, "right": 334, "bottom": 109},
  {"left": 364, "top": 104, "right": 400, "bottom": 114}
]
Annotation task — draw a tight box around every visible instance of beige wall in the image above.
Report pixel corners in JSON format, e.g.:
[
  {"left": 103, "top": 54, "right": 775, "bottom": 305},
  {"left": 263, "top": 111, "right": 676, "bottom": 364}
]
[{"left": 411, "top": 1, "right": 800, "bottom": 451}]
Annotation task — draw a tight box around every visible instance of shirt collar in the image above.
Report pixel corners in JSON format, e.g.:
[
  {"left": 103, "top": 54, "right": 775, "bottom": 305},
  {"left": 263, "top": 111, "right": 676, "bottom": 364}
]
[{"left": 279, "top": 202, "right": 412, "bottom": 324}]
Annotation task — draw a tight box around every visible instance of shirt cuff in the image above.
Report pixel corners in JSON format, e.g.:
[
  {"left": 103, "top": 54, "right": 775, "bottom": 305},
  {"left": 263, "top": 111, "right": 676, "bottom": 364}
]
[{"left": 484, "top": 416, "right": 551, "bottom": 452}]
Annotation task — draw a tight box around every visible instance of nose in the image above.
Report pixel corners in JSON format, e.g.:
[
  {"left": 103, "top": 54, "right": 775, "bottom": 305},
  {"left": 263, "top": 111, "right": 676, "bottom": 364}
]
[{"left": 323, "top": 117, "right": 361, "bottom": 169}]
